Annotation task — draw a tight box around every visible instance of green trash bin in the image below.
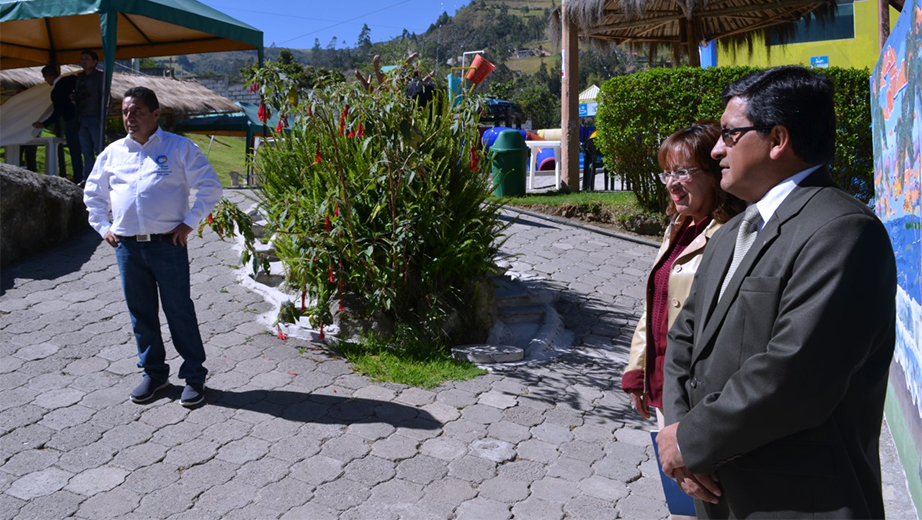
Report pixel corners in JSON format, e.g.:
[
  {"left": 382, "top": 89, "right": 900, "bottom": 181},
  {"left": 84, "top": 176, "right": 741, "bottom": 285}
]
[{"left": 490, "top": 129, "right": 527, "bottom": 197}]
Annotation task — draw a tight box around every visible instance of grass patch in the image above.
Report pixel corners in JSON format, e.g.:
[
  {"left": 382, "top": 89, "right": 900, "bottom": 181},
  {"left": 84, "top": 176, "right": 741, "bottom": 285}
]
[
  {"left": 184, "top": 134, "right": 248, "bottom": 188},
  {"left": 492, "top": 190, "right": 636, "bottom": 207},
  {"left": 334, "top": 329, "right": 486, "bottom": 389},
  {"left": 506, "top": 55, "right": 548, "bottom": 75}
]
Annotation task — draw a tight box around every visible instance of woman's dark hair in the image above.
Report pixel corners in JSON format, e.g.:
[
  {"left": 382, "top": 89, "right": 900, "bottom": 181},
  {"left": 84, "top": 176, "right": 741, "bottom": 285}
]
[{"left": 658, "top": 121, "right": 745, "bottom": 223}]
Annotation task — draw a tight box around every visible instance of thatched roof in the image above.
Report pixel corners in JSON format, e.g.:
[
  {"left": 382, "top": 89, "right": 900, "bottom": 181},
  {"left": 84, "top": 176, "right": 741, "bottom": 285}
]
[
  {"left": 549, "top": 0, "right": 841, "bottom": 60},
  {"left": 0, "top": 66, "right": 240, "bottom": 116}
]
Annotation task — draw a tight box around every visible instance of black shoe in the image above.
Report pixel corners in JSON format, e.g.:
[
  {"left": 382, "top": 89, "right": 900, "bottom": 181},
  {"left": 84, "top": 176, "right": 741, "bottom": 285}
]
[
  {"left": 130, "top": 377, "right": 169, "bottom": 403},
  {"left": 180, "top": 383, "right": 205, "bottom": 407}
]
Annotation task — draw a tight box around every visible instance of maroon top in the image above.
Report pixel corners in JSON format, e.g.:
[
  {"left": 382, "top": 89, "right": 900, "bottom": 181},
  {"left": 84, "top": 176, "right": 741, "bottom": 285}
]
[{"left": 622, "top": 216, "right": 711, "bottom": 408}]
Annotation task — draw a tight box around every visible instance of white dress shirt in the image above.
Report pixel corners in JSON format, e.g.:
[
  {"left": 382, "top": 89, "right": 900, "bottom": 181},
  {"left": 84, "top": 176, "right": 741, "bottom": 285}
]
[
  {"left": 752, "top": 164, "right": 822, "bottom": 231},
  {"left": 83, "top": 127, "right": 222, "bottom": 237}
]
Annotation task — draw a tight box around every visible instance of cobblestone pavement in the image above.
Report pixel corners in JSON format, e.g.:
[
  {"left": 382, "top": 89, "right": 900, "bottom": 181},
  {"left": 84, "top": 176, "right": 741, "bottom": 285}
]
[{"left": 0, "top": 191, "right": 915, "bottom": 519}]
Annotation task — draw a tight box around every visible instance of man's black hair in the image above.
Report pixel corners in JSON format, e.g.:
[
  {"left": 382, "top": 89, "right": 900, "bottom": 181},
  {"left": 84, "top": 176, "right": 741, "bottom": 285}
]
[
  {"left": 722, "top": 65, "right": 835, "bottom": 165},
  {"left": 81, "top": 49, "right": 99, "bottom": 61},
  {"left": 123, "top": 86, "right": 160, "bottom": 112},
  {"left": 40, "top": 64, "right": 59, "bottom": 78}
]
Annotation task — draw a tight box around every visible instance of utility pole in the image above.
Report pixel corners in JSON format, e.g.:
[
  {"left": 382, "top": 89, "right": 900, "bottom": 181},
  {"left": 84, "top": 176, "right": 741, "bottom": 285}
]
[{"left": 560, "top": 0, "right": 580, "bottom": 192}]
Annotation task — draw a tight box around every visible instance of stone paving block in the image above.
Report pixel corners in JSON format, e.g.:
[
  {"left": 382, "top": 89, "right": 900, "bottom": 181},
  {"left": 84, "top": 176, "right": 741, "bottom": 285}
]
[
  {"left": 221, "top": 503, "right": 282, "bottom": 520},
  {"left": 531, "top": 475, "right": 580, "bottom": 503},
  {"left": 546, "top": 456, "right": 594, "bottom": 482},
  {"left": 0, "top": 404, "right": 44, "bottom": 435},
  {"left": 150, "top": 421, "right": 205, "bottom": 447},
  {"left": 396, "top": 454, "right": 448, "bottom": 485},
  {"left": 319, "top": 434, "right": 370, "bottom": 463},
  {"left": 450, "top": 376, "right": 496, "bottom": 395},
  {"left": 232, "top": 456, "right": 290, "bottom": 488},
  {"left": 0, "top": 387, "right": 38, "bottom": 414},
  {"left": 312, "top": 477, "right": 372, "bottom": 511},
  {"left": 502, "top": 405, "right": 546, "bottom": 427},
  {"left": 478, "top": 390, "right": 518, "bottom": 409},
  {"left": 216, "top": 437, "right": 270, "bottom": 464},
  {"left": 479, "top": 475, "right": 531, "bottom": 503},
  {"left": 183, "top": 404, "right": 236, "bottom": 427},
  {"left": 280, "top": 502, "right": 337, "bottom": 520},
  {"left": 65, "top": 465, "right": 130, "bottom": 496},
  {"left": 120, "top": 461, "right": 180, "bottom": 494},
  {"left": 516, "top": 438, "right": 559, "bottom": 464},
  {"left": 14, "top": 342, "right": 59, "bottom": 361},
  {"left": 27, "top": 373, "right": 76, "bottom": 393},
  {"left": 491, "top": 379, "right": 528, "bottom": 396},
  {"left": 470, "top": 438, "right": 515, "bottom": 463},
  {"left": 559, "top": 440, "right": 605, "bottom": 463},
  {"left": 0, "top": 356, "right": 23, "bottom": 375},
  {"left": 253, "top": 477, "right": 313, "bottom": 511},
  {"left": 101, "top": 422, "right": 155, "bottom": 450},
  {"left": 435, "top": 388, "right": 478, "bottom": 408},
  {"left": 420, "top": 436, "right": 468, "bottom": 461},
  {"left": 342, "top": 503, "right": 402, "bottom": 520},
  {"left": 370, "top": 434, "right": 418, "bottom": 461},
  {"left": 342, "top": 455, "right": 397, "bottom": 486},
  {"left": 162, "top": 438, "right": 220, "bottom": 467},
  {"left": 395, "top": 387, "right": 436, "bottom": 407},
  {"left": 441, "top": 419, "right": 487, "bottom": 443},
  {"left": 71, "top": 370, "right": 124, "bottom": 394},
  {"left": 460, "top": 404, "right": 503, "bottom": 425},
  {"left": 56, "top": 441, "right": 117, "bottom": 473},
  {"left": 73, "top": 485, "right": 141, "bottom": 519},
  {"left": 572, "top": 423, "right": 615, "bottom": 443},
  {"left": 265, "top": 432, "right": 321, "bottom": 463},
  {"left": 487, "top": 420, "right": 531, "bottom": 444},
  {"left": 395, "top": 418, "right": 442, "bottom": 441},
  {"left": 139, "top": 403, "right": 192, "bottom": 429},
  {"left": 531, "top": 423, "right": 574, "bottom": 445},
  {"left": 616, "top": 491, "right": 669, "bottom": 519},
  {"left": 0, "top": 448, "right": 59, "bottom": 476},
  {"left": 543, "top": 407, "right": 585, "bottom": 428},
  {"left": 112, "top": 442, "right": 168, "bottom": 471},
  {"left": 511, "top": 497, "right": 565, "bottom": 520},
  {"left": 347, "top": 420, "right": 396, "bottom": 441},
  {"left": 351, "top": 385, "right": 397, "bottom": 402},
  {"left": 456, "top": 497, "right": 512, "bottom": 520},
  {"left": 80, "top": 386, "right": 130, "bottom": 410},
  {"left": 6, "top": 466, "right": 72, "bottom": 500},
  {"left": 447, "top": 454, "right": 496, "bottom": 483},
  {"left": 289, "top": 455, "right": 343, "bottom": 485},
  {"left": 498, "top": 460, "right": 547, "bottom": 483},
  {"left": 194, "top": 481, "right": 256, "bottom": 516},
  {"left": 201, "top": 418, "right": 253, "bottom": 444},
  {"left": 420, "top": 401, "right": 461, "bottom": 423},
  {"left": 13, "top": 490, "right": 82, "bottom": 520}
]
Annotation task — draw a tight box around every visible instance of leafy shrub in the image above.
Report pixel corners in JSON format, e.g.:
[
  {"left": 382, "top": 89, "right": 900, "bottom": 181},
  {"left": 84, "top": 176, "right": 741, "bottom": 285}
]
[
  {"left": 595, "top": 66, "right": 874, "bottom": 212},
  {"left": 212, "top": 60, "right": 506, "bottom": 346}
]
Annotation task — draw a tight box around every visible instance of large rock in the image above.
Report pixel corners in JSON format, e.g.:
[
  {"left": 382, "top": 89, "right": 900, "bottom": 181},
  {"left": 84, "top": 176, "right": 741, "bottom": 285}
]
[{"left": 1, "top": 164, "right": 88, "bottom": 266}]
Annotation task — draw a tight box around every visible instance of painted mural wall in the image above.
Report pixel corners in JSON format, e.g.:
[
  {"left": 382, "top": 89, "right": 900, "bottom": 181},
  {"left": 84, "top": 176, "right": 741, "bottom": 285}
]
[{"left": 872, "top": 0, "right": 922, "bottom": 512}]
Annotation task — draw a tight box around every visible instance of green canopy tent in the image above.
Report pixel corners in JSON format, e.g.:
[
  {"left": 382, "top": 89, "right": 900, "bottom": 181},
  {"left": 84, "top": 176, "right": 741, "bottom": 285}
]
[{"left": 0, "top": 0, "right": 263, "bottom": 148}]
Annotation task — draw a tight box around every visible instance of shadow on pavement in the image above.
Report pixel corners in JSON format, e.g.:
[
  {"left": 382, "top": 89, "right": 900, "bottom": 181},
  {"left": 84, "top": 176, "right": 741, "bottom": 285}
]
[
  {"left": 1, "top": 228, "right": 102, "bottom": 295},
  {"left": 499, "top": 213, "right": 559, "bottom": 229},
  {"left": 208, "top": 389, "right": 441, "bottom": 427}
]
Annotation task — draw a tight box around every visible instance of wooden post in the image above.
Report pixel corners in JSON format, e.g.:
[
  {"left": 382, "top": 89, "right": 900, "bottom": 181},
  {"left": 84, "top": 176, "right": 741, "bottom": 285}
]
[
  {"left": 879, "top": 0, "right": 890, "bottom": 49},
  {"left": 561, "top": 0, "right": 580, "bottom": 192},
  {"left": 687, "top": 18, "right": 700, "bottom": 67}
]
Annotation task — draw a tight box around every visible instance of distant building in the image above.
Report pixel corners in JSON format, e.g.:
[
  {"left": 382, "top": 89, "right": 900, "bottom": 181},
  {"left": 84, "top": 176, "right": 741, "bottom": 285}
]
[{"left": 715, "top": 0, "right": 899, "bottom": 69}]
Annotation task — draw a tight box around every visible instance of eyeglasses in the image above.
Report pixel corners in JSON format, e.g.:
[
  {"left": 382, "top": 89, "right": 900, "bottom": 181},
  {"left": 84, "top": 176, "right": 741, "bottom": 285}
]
[
  {"left": 657, "top": 168, "right": 701, "bottom": 184},
  {"left": 720, "top": 126, "right": 774, "bottom": 147}
]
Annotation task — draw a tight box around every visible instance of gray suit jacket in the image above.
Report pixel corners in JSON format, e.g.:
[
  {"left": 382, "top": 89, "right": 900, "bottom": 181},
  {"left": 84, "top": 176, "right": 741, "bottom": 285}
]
[{"left": 663, "top": 169, "right": 896, "bottom": 519}]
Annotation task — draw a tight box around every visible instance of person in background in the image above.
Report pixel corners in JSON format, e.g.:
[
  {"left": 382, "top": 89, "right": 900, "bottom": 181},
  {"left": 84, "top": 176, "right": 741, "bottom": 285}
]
[
  {"left": 74, "top": 49, "right": 103, "bottom": 177},
  {"left": 83, "top": 86, "right": 221, "bottom": 408},
  {"left": 33, "top": 64, "right": 83, "bottom": 184},
  {"left": 622, "top": 121, "right": 744, "bottom": 427}
]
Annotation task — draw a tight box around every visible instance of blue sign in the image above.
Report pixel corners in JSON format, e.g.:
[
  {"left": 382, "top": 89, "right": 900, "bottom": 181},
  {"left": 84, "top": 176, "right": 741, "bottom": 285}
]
[
  {"left": 810, "top": 56, "right": 829, "bottom": 68},
  {"left": 579, "top": 102, "right": 598, "bottom": 117}
]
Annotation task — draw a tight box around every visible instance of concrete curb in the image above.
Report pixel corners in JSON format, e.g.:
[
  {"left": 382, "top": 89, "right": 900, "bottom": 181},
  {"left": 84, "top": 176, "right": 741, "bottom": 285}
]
[{"left": 501, "top": 205, "right": 662, "bottom": 248}]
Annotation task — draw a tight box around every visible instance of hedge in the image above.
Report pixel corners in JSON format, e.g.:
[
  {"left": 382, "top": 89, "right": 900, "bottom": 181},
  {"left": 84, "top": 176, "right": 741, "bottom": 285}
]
[{"left": 595, "top": 66, "right": 873, "bottom": 212}]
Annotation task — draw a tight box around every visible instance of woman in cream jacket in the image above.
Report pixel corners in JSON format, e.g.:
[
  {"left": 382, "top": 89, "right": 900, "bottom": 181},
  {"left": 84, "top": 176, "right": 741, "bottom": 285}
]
[{"left": 621, "top": 122, "right": 744, "bottom": 427}]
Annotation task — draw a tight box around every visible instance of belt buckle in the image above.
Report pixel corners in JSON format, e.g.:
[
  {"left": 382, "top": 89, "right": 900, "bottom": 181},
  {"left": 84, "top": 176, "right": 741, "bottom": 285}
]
[{"left": 136, "top": 234, "right": 151, "bottom": 242}]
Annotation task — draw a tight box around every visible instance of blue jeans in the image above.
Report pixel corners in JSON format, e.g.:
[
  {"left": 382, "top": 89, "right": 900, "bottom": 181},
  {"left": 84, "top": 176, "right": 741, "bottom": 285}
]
[
  {"left": 115, "top": 237, "right": 207, "bottom": 384},
  {"left": 78, "top": 116, "right": 101, "bottom": 173}
]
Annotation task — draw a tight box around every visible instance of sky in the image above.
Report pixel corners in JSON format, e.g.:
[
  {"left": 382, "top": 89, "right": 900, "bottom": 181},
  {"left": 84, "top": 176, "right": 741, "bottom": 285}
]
[{"left": 198, "top": 0, "right": 469, "bottom": 50}]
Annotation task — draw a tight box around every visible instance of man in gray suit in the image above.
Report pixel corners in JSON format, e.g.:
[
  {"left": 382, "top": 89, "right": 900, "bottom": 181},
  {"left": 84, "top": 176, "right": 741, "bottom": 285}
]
[{"left": 657, "top": 66, "right": 896, "bottom": 518}]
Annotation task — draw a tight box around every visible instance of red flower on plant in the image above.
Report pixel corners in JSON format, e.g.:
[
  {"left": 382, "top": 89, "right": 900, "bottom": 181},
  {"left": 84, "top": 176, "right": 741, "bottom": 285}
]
[
  {"left": 276, "top": 324, "right": 288, "bottom": 340},
  {"left": 276, "top": 119, "right": 283, "bottom": 133},
  {"left": 207, "top": 213, "right": 213, "bottom": 224},
  {"left": 339, "top": 105, "right": 350, "bottom": 135},
  {"left": 334, "top": 202, "right": 339, "bottom": 217},
  {"left": 325, "top": 215, "right": 332, "bottom": 232},
  {"left": 318, "top": 323, "right": 325, "bottom": 342},
  {"left": 314, "top": 142, "right": 322, "bottom": 163},
  {"left": 328, "top": 265, "right": 334, "bottom": 283},
  {"left": 257, "top": 101, "right": 270, "bottom": 123},
  {"left": 470, "top": 149, "right": 479, "bottom": 171}
]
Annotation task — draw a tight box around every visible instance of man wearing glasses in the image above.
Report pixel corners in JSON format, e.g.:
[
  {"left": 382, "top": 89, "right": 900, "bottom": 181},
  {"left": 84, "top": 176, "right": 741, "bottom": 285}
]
[{"left": 656, "top": 66, "right": 896, "bottom": 518}]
